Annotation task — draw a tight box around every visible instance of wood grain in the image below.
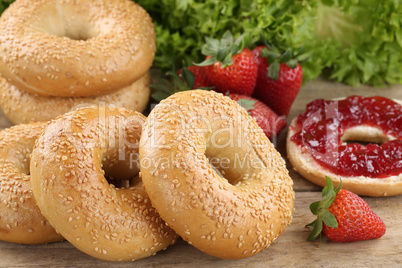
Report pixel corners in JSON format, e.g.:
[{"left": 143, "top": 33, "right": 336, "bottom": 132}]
[{"left": 0, "top": 78, "right": 401, "bottom": 267}]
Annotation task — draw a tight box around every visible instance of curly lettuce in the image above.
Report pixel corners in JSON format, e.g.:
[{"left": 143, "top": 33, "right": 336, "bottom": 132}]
[{"left": 1, "top": 0, "right": 401, "bottom": 86}]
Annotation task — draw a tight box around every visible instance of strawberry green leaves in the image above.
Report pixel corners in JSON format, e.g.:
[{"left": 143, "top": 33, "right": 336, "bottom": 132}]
[
  {"left": 195, "top": 32, "right": 258, "bottom": 96},
  {"left": 306, "top": 177, "right": 341, "bottom": 242},
  {"left": 180, "top": 67, "right": 195, "bottom": 89},
  {"left": 151, "top": 67, "right": 194, "bottom": 102},
  {"left": 151, "top": 66, "right": 213, "bottom": 102},
  {"left": 197, "top": 31, "right": 251, "bottom": 68},
  {"left": 259, "top": 33, "right": 308, "bottom": 81},
  {"left": 236, "top": 98, "right": 256, "bottom": 112}
]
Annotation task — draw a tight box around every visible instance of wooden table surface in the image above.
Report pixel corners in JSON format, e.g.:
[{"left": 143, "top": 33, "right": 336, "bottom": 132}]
[{"left": 0, "top": 79, "right": 401, "bottom": 267}]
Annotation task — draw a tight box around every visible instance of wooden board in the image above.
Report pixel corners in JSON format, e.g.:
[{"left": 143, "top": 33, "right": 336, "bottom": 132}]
[{"left": 0, "top": 78, "right": 401, "bottom": 267}]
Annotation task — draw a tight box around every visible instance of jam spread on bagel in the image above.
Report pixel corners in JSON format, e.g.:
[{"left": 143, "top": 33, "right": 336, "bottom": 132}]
[{"left": 291, "top": 96, "right": 402, "bottom": 178}]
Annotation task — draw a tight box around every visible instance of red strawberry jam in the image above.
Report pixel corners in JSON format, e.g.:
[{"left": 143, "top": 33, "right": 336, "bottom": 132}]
[{"left": 291, "top": 96, "right": 402, "bottom": 178}]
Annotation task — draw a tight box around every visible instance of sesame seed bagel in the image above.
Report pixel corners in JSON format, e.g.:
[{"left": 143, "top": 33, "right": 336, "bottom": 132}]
[
  {"left": 30, "top": 107, "right": 177, "bottom": 261},
  {"left": 0, "top": 0, "right": 155, "bottom": 97},
  {"left": 0, "top": 72, "right": 151, "bottom": 125},
  {"left": 0, "top": 122, "right": 63, "bottom": 244},
  {"left": 139, "top": 90, "right": 294, "bottom": 259},
  {"left": 287, "top": 98, "right": 402, "bottom": 197}
]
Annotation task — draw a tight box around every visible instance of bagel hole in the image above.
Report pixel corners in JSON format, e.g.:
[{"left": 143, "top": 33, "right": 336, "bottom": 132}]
[
  {"left": 61, "top": 24, "right": 97, "bottom": 41},
  {"left": 48, "top": 26, "right": 95, "bottom": 41},
  {"left": 38, "top": 8, "right": 99, "bottom": 41},
  {"left": 106, "top": 175, "right": 141, "bottom": 189},
  {"left": 341, "top": 127, "right": 391, "bottom": 146},
  {"left": 207, "top": 156, "right": 240, "bottom": 186},
  {"left": 14, "top": 154, "right": 31, "bottom": 176},
  {"left": 63, "top": 32, "right": 91, "bottom": 41},
  {"left": 343, "top": 140, "right": 383, "bottom": 146},
  {"left": 102, "top": 153, "right": 141, "bottom": 189},
  {"left": 19, "top": 161, "right": 30, "bottom": 175}
]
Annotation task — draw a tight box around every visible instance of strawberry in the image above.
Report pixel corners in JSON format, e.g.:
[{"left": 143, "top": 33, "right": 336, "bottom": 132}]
[
  {"left": 196, "top": 31, "right": 257, "bottom": 95},
  {"left": 307, "top": 177, "right": 386, "bottom": 243},
  {"left": 229, "top": 94, "right": 287, "bottom": 140},
  {"left": 252, "top": 45, "right": 304, "bottom": 117},
  {"left": 177, "top": 65, "right": 213, "bottom": 89}
]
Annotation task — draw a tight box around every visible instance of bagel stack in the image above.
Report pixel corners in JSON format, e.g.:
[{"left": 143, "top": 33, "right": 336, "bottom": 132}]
[
  {"left": 0, "top": 0, "right": 156, "bottom": 124},
  {"left": 0, "top": 96, "right": 294, "bottom": 261},
  {"left": 0, "top": 0, "right": 295, "bottom": 263}
]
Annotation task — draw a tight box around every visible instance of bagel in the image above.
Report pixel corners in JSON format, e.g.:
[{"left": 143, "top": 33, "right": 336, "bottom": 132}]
[
  {"left": 287, "top": 96, "right": 402, "bottom": 197},
  {"left": 139, "top": 90, "right": 294, "bottom": 259},
  {"left": 0, "top": 72, "right": 151, "bottom": 124},
  {"left": 0, "top": 0, "right": 155, "bottom": 97},
  {"left": 30, "top": 106, "right": 177, "bottom": 261},
  {"left": 0, "top": 122, "right": 63, "bottom": 244}
]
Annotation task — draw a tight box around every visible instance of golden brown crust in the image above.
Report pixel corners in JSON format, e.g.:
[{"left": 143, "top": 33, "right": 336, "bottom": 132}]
[
  {"left": 139, "top": 90, "right": 294, "bottom": 259},
  {"left": 0, "top": 122, "right": 63, "bottom": 244},
  {"left": 0, "top": 0, "right": 155, "bottom": 97},
  {"left": 287, "top": 109, "right": 402, "bottom": 197},
  {"left": 0, "top": 72, "right": 151, "bottom": 124},
  {"left": 30, "top": 107, "right": 177, "bottom": 261}
]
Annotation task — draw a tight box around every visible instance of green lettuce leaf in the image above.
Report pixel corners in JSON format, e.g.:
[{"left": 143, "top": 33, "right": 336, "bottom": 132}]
[
  {"left": 136, "top": 0, "right": 402, "bottom": 86},
  {"left": 0, "top": 0, "right": 12, "bottom": 13}
]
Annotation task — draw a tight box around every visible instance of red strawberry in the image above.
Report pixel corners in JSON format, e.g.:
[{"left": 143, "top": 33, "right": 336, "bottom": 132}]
[
  {"left": 177, "top": 65, "right": 213, "bottom": 89},
  {"left": 251, "top": 45, "right": 265, "bottom": 61},
  {"left": 205, "top": 48, "right": 257, "bottom": 95},
  {"left": 307, "top": 177, "right": 386, "bottom": 243},
  {"left": 196, "top": 31, "right": 257, "bottom": 95},
  {"left": 252, "top": 45, "right": 303, "bottom": 117},
  {"left": 229, "top": 94, "right": 287, "bottom": 140}
]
